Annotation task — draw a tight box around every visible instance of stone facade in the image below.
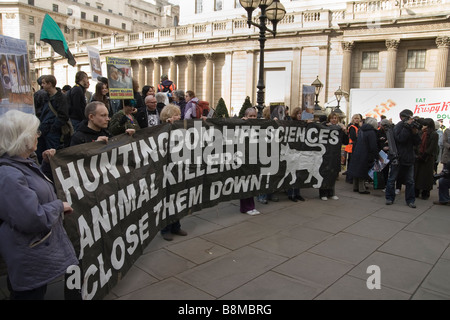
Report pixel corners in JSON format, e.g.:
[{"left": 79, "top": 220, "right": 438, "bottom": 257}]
[{"left": 32, "top": 0, "right": 450, "bottom": 119}]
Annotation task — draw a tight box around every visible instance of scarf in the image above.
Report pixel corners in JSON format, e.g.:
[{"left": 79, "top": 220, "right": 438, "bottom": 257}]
[{"left": 419, "top": 127, "right": 428, "bottom": 155}]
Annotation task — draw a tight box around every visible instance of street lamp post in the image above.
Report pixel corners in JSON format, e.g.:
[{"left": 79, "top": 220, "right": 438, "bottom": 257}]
[
  {"left": 311, "top": 76, "right": 327, "bottom": 119},
  {"left": 333, "top": 86, "right": 346, "bottom": 119},
  {"left": 240, "top": 0, "right": 286, "bottom": 118}
]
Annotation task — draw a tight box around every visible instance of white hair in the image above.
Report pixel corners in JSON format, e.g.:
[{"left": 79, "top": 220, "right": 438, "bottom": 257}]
[
  {"left": 365, "top": 117, "right": 378, "bottom": 130},
  {"left": 0, "top": 110, "right": 40, "bottom": 157},
  {"left": 155, "top": 92, "right": 169, "bottom": 105},
  {"left": 435, "top": 120, "right": 440, "bottom": 130}
]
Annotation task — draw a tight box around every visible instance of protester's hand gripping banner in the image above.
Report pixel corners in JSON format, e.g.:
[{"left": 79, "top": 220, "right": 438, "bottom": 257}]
[{"left": 50, "top": 119, "right": 343, "bottom": 300}]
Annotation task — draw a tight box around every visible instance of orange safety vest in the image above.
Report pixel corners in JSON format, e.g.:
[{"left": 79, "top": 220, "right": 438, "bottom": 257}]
[{"left": 344, "top": 124, "right": 359, "bottom": 153}]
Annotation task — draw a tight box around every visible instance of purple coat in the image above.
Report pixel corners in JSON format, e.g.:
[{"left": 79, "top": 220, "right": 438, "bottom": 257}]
[{"left": 0, "top": 155, "right": 78, "bottom": 291}]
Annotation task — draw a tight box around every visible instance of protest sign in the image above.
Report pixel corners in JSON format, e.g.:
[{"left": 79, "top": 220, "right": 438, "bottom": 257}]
[
  {"left": 87, "top": 46, "right": 102, "bottom": 81},
  {"left": 51, "top": 119, "right": 343, "bottom": 299},
  {"left": 106, "top": 57, "right": 133, "bottom": 100},
  {"left": 0, "top": 35, "right": 34, "bottom": 116}
]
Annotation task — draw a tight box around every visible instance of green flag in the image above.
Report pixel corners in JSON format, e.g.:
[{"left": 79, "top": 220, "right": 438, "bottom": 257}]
[{"left": 40, "top": 14, "right": 76, "bottom": 66}]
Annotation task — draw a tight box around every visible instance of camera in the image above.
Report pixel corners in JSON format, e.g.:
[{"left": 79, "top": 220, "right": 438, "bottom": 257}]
[{"left": 405, "top": 117, "right": 426, "bottom": 130}]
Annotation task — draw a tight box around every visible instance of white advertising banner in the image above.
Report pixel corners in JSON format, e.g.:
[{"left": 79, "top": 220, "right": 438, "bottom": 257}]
[{"left": 349, "top": 88, "right": 450, "bottom": 123}]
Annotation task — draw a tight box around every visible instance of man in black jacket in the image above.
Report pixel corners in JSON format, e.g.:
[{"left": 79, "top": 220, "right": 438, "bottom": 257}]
[
  {"left": 67, "top": 71, "right": 90, "bottom": 131},
  {"left": 36, "top": 75, "right": 70, "bottom": 163},
  {"left": 385, "top": 109, "right": 421, "bottom": 208},
  {"left": 70, "top": 101, "right": 111, "bottom": 146},
  {"left": 135, "top": 95, "right": 160, "bottom": 129}
]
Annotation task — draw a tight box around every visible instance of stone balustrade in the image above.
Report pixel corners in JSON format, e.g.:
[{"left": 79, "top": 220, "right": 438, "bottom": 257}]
[{"left": 33, "top": 0, "right": 447, "bottom": 60}]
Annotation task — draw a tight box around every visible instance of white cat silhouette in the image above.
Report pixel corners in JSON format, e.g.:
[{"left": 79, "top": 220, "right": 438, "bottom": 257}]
[{"left": 278, "top": 141, "right": 325, "bottom": 188}]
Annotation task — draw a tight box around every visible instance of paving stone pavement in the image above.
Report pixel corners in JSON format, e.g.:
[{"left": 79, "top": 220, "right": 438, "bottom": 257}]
[{"left": 2, "top": 174, "right": 450, "bottom": 301}]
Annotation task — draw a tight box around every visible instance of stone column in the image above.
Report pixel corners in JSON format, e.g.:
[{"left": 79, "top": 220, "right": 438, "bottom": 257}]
[
  {"left": 186, "top": 55, "right": 195, "bottom": 92},
  {"left": 146, "top": 60, "right": 152, "bottom": 86},
  {"left": 137, "top": 59, "right": 146, "bottom": 88},
  {"left": 246, "top": 50, "right": 256, "bottom": 104},
  {"left": 204, "top": 53, "right": 214, "bottom": 104},
  {"left": 224, "top": 52, "right": 233, "bottom": 114},
  {"left": 152, "top": 58, "right": 160, "bottom": 89},
  {"left": 341, "top": 41, "right": 354, "bottom": 96},
  {"left": 434, "top": 36, "right": 450, "bottom": 87},
  {"left": 385, "top": 39, "right": 400, "bottom": 88},
  {"left": 168, "top": 56, "right": 177, "bottom": 87},
  {"left": 291, "top": 47, "right": 303, "bottom": 110}
]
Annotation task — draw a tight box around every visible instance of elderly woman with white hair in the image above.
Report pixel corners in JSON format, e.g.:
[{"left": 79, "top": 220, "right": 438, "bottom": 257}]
[
  {"left": 347, "top": 117, "right": 380, "bottom": 194},
  {"left": 0, "top": 110, "right": 78, "bottom": 300}
]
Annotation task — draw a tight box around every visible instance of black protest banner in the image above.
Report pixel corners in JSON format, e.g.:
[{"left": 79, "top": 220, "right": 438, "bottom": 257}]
[{"left": 50, "top": 118, "right": 343, "bottom": 300}]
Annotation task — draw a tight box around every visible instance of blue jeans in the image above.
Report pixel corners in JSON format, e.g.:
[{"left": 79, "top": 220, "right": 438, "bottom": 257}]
[
  {"left": 287, "top": 188, "right": 300, "bottom": 197},
  {"left": 386, "top": 164, "right": 415, "bottom": 204},
  {"left": 438, "top": 178, "right": 450, "bottom": 203}
]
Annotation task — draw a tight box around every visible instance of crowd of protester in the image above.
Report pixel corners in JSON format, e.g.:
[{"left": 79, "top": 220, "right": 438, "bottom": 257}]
[{"left": 1, "top": 70, "right": 450, "bottom": 300}]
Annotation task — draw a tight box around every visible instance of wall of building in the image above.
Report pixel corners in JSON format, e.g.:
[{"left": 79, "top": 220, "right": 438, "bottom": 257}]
[{"left": 31, "top": 0, "right": 450, "bottom": 119}]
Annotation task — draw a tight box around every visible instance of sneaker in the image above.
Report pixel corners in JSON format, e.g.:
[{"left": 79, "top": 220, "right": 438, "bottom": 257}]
[
  {"left": 257, "top": 198, "right": 268, "bottom": 204},
  {"left": 246, "top": 209, "right": 261, "bottom": 216},
  {"left": 162, "top": 233, "right": 173, "bottom": 241},
  {"left": 288, "top": 196, "right": 298, "bottom": 202},
  {"left": 408, "top": 202, "right": 417, "bottom": 209},
  {"left": 321, "top": 197, "right": 328, "bottom": 201},
  {"left": 296, "top": 195, "right": 306, "bottom": 202},
  {"left": 172, "top": 229, "right": 188, "bottom": 236},
  {"left": 395, "top": 189, "right": 400, "bottom": 195},
  {"left": 331, "top": 196, "right": 339, "bottom": 200},
  {"left": 382, "top": 188, "right": 386, "bottom": 193},
  {"left": 386, "top": 200, "right": 393, "bottom": 205}
]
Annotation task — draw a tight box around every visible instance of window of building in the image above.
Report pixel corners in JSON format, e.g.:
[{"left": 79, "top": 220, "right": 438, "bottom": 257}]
[
  {"left": 90, "top": 31, "right": 96, "bottom": 38},
  {"left": 235, "top": 0, "right": 242, "bottom": 8},
  {"left": 78, "top": 29, "right": 84, "bottom": 36},
  {"left": 362, "top": 51, "right": 379, "bottom": 70},
  {"left": 108, "top": 9, "right": 112, "bottom": 13},
  {"left": 86, "top": 2, "right": 90, "bottom": 6},
  {"left": 53, "top": 4, "right": 59, "bottom": 12},
  {"left": 64, "top": 26, "right": 70, "bottom": 34},
  {"left": 29, "top": 33, "right": 35, "bottom": 44},
  {"left": 73, "top": 0, "right": 78, "bottom": 2},
  {"left": 28, "top": 0, "right": 34, "bottom": 5},
  {"left": 97, "top": 5, "right": 102, "bottom": 9},
  {"left": 81, "top": 11, "right": 86, "bottom": 19},
  {"left": 122, "top": 23, "right": 126, "bottom": 29},
  {"left": 93, "top": 15, "right": 98, "bottom": 22},
  {"left": 407, "top": 49, "right": 426, "bottom": 69},
  {"left": 67, "top": 8, "right": 73, "bottom": 16},
  {"left": 215, "top": 0, "right": 223, "bottom": 11},
  {"left": 196, "top": 0, "right": 203, "bottom": 14},
  {"left": 105, "top": 18, "right": 110, "bottom": 26},
  {"left": 28, "top": 16, "right": 34, "bottom": 25}
]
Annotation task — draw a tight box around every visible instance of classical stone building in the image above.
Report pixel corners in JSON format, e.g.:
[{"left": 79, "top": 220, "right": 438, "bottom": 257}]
[{"left": 32, "top": 0, "right": 450, "bottom": 118}]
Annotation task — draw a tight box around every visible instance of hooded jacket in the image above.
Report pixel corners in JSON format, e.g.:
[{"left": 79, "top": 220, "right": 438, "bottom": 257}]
[{"left": 70, "top": 119, "right": 112, "bottom": 146}]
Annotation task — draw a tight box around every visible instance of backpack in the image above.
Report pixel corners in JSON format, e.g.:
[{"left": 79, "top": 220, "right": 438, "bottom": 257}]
[
  {"left": 194, "top": 100, "right": 210, "bottom": 119},
  {"left": 161, "top": 83, "right": 172, "bottom": 93}
]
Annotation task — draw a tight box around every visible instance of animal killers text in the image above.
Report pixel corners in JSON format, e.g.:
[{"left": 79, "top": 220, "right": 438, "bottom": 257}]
[{"left": 50, "top": 119, "right": 342, "bottom": 299}]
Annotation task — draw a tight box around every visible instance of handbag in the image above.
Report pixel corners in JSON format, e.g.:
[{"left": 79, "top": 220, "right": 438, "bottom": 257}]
[{"left": 48, "top": 100, "right": 74, "bottom": 137}]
